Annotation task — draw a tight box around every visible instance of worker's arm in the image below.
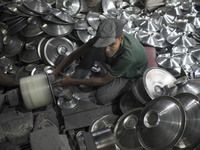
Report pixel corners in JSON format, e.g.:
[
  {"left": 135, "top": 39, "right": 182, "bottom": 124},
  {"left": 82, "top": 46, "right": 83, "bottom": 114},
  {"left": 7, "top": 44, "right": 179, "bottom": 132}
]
[
  {"left": 54, "top": 72, "right": 114, "bottom": 87},
  {"left": 53, "top": 42, "right": 92, "bottom": 77}
]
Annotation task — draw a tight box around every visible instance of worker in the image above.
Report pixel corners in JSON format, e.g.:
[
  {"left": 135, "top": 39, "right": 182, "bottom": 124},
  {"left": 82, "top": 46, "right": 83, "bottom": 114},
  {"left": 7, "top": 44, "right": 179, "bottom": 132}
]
[{"left": 53, "top": 18, "right": 148, "bottom": 105}]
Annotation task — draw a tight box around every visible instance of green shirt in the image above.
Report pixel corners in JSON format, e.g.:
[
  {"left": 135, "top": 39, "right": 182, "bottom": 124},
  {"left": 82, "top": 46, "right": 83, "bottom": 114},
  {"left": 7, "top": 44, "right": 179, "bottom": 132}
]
[{"left": 108, "top": 33, "right": 148, "bottom": 78}]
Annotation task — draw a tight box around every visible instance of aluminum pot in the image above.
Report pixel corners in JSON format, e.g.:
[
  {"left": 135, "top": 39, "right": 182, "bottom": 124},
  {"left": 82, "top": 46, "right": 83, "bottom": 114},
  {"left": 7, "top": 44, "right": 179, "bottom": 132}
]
[{"left": 169, "top": 76, "right": 200, "bottom": 97}]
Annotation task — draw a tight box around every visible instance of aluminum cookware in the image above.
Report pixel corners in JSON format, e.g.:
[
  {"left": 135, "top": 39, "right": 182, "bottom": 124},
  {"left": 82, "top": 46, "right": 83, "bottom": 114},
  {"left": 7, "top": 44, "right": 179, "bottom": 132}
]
[{"left": 138, "top": 96, "right": 186, "bottom": 150}]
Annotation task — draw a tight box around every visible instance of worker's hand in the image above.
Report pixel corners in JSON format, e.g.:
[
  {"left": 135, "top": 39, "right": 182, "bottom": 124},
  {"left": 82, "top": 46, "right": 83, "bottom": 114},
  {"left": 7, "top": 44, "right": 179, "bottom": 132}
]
[{"left": 52, "top": 73, "right": 71, "bottom": 87}]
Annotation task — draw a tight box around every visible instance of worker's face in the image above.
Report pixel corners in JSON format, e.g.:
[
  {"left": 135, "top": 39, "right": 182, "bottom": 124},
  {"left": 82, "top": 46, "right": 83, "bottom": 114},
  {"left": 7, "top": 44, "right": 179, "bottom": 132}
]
[{"left": 105, "top": 35, "right": 124, "bottom": 57}]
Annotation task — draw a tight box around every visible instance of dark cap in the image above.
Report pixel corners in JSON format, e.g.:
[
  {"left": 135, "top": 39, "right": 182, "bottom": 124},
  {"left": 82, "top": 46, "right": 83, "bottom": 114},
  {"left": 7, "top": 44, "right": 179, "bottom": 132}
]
[{"left": 93, "top": 18, "right": 124, "bottom": 48}]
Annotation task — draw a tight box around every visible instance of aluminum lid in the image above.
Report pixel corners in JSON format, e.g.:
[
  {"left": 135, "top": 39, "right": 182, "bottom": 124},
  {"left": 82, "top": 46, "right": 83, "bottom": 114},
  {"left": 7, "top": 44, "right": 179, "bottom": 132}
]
[
  {"left": 175, "top": 93, "right": 200, "bottom": 149},
  {"left": 138, "top": 96, "right": 186, "bottom": 150},
  {"left": 2, "top": 35, "right": 24, "bottom": 57},
  {"left": 20, "top": 16, "right": 43, "bottom": 37},
  {"left": 89, "top": 114, "right": 119, "bottom": 132},
  {"left": 114, "top": 107, "right": 143, "bottom": 150},
  {"left": 22, "top": 0, "right": 52, "bottom": 15},
  {"left": 143, "top": 67, "right": 177, "bottom": 99},
  {"left": 43, "top": 37, "right": 74, "bottom": 66}
]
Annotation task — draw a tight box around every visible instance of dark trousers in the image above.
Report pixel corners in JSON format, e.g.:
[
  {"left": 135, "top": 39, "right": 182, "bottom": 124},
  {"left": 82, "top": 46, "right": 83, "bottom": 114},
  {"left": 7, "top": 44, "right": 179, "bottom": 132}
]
[{"left": 70, "top": 47, "right": 133, "bottom": 105}]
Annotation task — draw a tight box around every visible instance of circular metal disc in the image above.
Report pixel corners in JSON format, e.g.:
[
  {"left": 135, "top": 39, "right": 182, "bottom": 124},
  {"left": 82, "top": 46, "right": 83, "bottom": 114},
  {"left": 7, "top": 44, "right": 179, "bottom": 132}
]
[
  {"left": 6, "top": 2, "right": 28, "bottom": 16},
  {"left": 156, "top": 53, "right": 182, "bottom": 69},
  {"left": 6, "top": 17, "right": 28, "bottom": 35},
  {"left": 37, "top": 36, "right": 51, "bottom": 59},
  {"left": 75, "top": 18, "right": 90, "bottom": 30},
  {"left": 86, "top": 12, "right": 105, "bottom": 30},
  {"left": 102, "top": 0, "right": 120, "bottom": 18},
  {"left": 76, "top": 29, "right": 96, "bottom": 43},
  {"left": 114, "top": 107, "right": 143, "bottom": 150},
  {"left": 138, "top": 96, "right": 186, "bottom": 150},
  {"left": 137, "top": 30, "right": 168, "bottom": 48},
  {"left": 52, "top": 9, "right": 75, "bottom": 24},
  {"left": 143, "top": 67, "right": 177, "bottom": 99},
  {"left": 89, "top": 114, "right": 119, "bottom": 132},
  {"left": 175, "top": 93, "right": 200, "bottom": 149},
  {"left": 60, "top": 0, "right": 81, "bottom": 16},
  {"left": 41, "top": 14, "right": 70, "bottom": 24},
  {"left": 40, "top": 21, "right": 74, "bottom": 36},
  {"left": 17, "top": 3, "right": 40, "bottom": 16},
  {"left": 176, "top": 20, "right": 195, "bottom": 32},
  {"left": 190, "top": 46, "right": 200, "bottom": 61},
  {"left": 167, "top": 33, "right": 197, "bottom": 47},
  {"left": 20, "top": 16, "right": 43, "bottom": 37},
  {"left": 43, "top": 37, "right": 74, "bottom": 66},
  {"left": 19, "top": 42, "right": 40, "bottom": 63},
  {"left": 2, "top": 35, "right": 24, "bottom": 57},
  {"left": 22, "top": 0, "right": 52, "bottom": 15},
  {"left": 136, "top": 18, "right": 161, "bottom": 32}
]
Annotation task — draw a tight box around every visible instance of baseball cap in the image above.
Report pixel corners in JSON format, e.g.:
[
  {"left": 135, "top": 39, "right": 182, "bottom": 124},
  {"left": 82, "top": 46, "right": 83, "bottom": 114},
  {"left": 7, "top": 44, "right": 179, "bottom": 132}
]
[{"left": 93, "top": 18, "right": 124, "bottom": 48}]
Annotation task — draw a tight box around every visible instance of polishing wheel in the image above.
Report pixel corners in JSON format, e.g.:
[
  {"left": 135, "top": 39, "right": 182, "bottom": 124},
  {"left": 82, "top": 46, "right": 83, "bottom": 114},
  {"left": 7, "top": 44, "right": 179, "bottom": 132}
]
[{"left": 20, "top": 73, "right": 54, "bottom": 110}]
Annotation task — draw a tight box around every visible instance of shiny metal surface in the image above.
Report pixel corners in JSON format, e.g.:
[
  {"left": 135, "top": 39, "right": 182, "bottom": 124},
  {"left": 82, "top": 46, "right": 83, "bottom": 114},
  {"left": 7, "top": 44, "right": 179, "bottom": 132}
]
[
  {"left": 172, "top": 45, "right": 188, "bottom": 55},
  {"left": 40, "top": 21, "right": 74, "bottom": 36},
  {"left": 114, "top": 107, "right": 143, "bottom": 150},
  {"left": 89, "top": 114, "right": 119, "bottom": 132},
  {"left": 19, "top": 41, "right": 40, "bottom": 63},
  {"left": 17, "top": 3, "right": 40, "bottom": 16},
  {"left": 136, "top": 18, "right": 161, "bottom": 32},
  {"left": 22, "top": 0, "right": 52, "bottom": 15},
  {"left": 138, "top": 96, "right": 186, "bottom": 150},
  {"left": 186, "top": 15, "right": 200, "bottom": 29},
  {"left": 43, "top": 37, "right": 74, "bottom": 66},
  {"left": 131, "top": 78, "right": 151, "bottom": 105},
  {"left": 61, "top": 0, "right": 81, "bottom": 16},
  {"left": 75, "top": 18, "right": 89, "bottom": 30},
  {"left": 2, "top": 35, "right": 24, "bottom": 57},
  {"left": 160, "top": 24, "right": 176, "bottom": 37},
  {"left": 190, "top": 46, "right": 200, "bottom": 61},
  {"left": 175, "top": 93, "right": 200, "bottom": 149},
  {"left": 57, "top": 96, "right": 79, "bottom": 109},
  {"left": 92, "top": 128, "right": 116, "bottom": 150},
  {"left": 175, "top": 52, "right": 197, "bottom": 66},
  {"left": 86, "top": 12, "right": 105, "bottom": 30},
  {"left": 20, "top": 16, "right": 43, "bottom": 37},
  {"left": 76, "top": 28, "right": 96, "bottom": 43},
  {"left": 156, "top": 53, "right": 182, "bottom": 69},
  {"left": 137, "top": 30, "right": 168, "bottom": 48},
  {"left": 167, "top": 33, "right": 197, "bottom": 47},
  {"left": 6, "top": 17, "right": 28, "bottom": 35},
  {"left": 102, "top": 0, "right": 119, "bottom": 18},
  {"left": 143, "top": 67, "right": 177, "bottom": 99},
  {"left": 156, "top": 8, "right": 176, "bottom": 25},
  {"left": 170, "top": 76, "right": 200, "bottom": 97},
  {"left": 176, "top": 19, "right": 195, "bottom": 32},
  {"left": 30, "top": 64, "right": 46, "bottom": 75},
  {"left": 52, "top": 9, "right": 75, "bottom": 24},
  {"left": 6, "top": 2, "right": 28, "bottom": 16},
  {"left": 42, "top": 14, "right": 69, "bottom": 24}
]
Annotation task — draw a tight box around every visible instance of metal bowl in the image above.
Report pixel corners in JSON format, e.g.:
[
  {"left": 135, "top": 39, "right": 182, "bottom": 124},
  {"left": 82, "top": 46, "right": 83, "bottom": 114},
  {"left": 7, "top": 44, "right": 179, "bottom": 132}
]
[
  {"left": 20, "top": 16, "right": 43, "bottom": 37},
  {"left": 169, "top": 76, "right": 200, "bottom": 97},
  {"left": 2, "top": 35, "right": 24, "bottom": 57},
  {"left": 114, "top": 107, "right": 143, "bottom": 150},
  {"left": 143, "top": 67, "right": 177, "bottom": 99},
  {"left": 175, "top": 93, "right": 200, "bottom": 149},
  {"left": 89, "top": 114, "right": 119, "bottom": 132},
  {"left": 40, "top": 21, "right": 74, "bottom": 36},
  {"left": 43, "top": 37, "right": 74, "bottom": 66},
  {"left": 22, "top": 0, "right": 52, "bottom": 15},
  {"left": 138, "top": 96, "right": 186, "bottom": 150}
]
